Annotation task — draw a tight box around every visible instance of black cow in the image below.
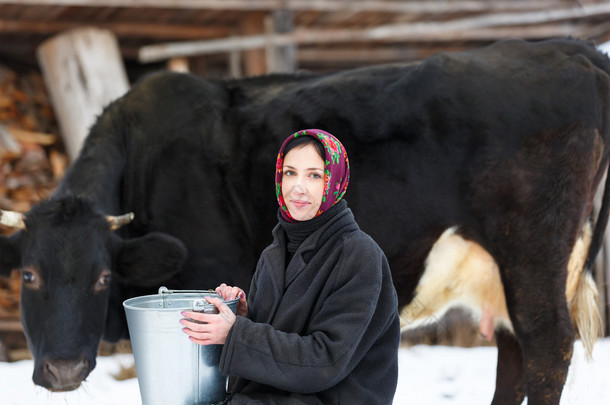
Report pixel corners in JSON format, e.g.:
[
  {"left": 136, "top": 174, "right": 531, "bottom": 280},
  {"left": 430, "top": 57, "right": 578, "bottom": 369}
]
[{"left": 1, "top": 38, "right": 609, "bottom": 404}]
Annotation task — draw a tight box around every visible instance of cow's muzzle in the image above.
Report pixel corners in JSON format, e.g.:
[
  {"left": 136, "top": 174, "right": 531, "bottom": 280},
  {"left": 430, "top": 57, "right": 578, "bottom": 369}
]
[{"left": 35, "top": 354, "right": 92, "bottom": 391}]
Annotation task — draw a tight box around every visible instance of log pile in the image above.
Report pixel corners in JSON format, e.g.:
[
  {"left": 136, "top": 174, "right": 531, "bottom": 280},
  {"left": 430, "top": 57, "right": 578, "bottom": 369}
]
[
  {"left": 0, "top": 62, "right": 67, "bottom": 360},
  {"left": 0, "top": 63, "right": 65, "bottom": 211}
]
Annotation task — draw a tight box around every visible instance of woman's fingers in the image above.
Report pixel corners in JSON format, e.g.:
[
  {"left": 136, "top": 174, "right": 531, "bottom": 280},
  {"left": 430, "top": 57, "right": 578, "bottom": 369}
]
[
  {"left": 180, "top": 286, "right": 244, "bottom": 347},
  {"left": 181, "top": 325, "right": 209, "bottom": 338},
  {"left": 224, "top": 287, "right": 241, "bottom": 300},
  {"left": 215, "top": 284, "right": 245, "bottom": 301},
  {"left": 182, "top": 310, "right": 208, "bottom": 323},
  {"left": 206, "top": 297, "right": 236, "bottom": 322},
  {"left": 180, "top": 298, "right": 236, "bottom": 346},
  {"left": 180, "top": 320, "right": 222, "bottom": 345},
  {"left": 188, "top": 336, "right": 209, "bottom": 345},
  {"left": 215, "top": 283, "right": 228, "bottom": 299},
  {"left": 183, "top": 328, "right": 215, "bottom": 346}
]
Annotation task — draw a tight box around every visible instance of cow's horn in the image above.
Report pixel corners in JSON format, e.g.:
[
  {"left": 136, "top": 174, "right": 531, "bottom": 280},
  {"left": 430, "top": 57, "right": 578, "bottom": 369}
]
[
  {"left": 0, "top": 209, "right": 26, "bottom": 229},
  {"left": 106, "top": 212, "right": 135, "bottom": 230}
]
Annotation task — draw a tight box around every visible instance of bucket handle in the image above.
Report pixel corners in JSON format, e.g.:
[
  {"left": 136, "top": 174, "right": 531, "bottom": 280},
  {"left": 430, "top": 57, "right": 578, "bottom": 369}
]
[
  {"left": 158, "top": 286, "right": 216, "bottom": 295},
  {"left": 158, "top": 286, "right": 219, "bottom": 310},
  {"left": 157, "top": 286, "right": 239, "bottom": 311}
]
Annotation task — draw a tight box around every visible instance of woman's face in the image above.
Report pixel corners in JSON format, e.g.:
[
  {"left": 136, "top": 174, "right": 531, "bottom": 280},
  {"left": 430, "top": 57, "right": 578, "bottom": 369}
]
[{"left": 281, "top": 143, "right": 325, "bottom": 221}]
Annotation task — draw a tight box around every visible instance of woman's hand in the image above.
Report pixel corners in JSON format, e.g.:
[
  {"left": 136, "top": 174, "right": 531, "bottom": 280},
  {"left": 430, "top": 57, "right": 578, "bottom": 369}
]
[
  {"left": 180, "top": 283, "right": 247, "bottom": 345},
  {"left": 216, "top": 283, "right": 248, "bottom": 317},
  {"left": 181, "top": 297, "right": 236, "bottom": 345}
]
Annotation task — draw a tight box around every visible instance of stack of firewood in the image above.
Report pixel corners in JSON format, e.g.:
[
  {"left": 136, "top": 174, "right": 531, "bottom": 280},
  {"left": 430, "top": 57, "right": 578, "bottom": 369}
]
[
  {"left": 0, "top": 62, "right": 68, "bottom": 353},
  {"left": 0, "top": 63, "right": 67, "bottom": 214}
]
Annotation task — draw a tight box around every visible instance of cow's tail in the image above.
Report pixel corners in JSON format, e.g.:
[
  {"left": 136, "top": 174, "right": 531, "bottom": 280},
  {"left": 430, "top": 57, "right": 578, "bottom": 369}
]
[{"left": 571, "top": 166, "right": 610, "bottom": 360}]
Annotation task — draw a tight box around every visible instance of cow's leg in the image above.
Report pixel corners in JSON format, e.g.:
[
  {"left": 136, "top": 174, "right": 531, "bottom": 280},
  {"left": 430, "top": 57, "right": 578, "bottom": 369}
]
[
  {"left": 499, "top": 261, "right": 574, "bottom": 405},
  {"left": 492, "top": 329, "right": 525, "bottom": 405},
  {"left": 521, "top": 317, "right": 574, "bottom": 405},
  {"left": 468, "top": 125, "right": 597, "bottom": 404}
]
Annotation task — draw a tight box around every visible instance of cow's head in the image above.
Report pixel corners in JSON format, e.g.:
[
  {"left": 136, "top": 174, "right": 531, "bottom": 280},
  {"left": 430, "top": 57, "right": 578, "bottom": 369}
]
[{"left": 0, "top": 195, "right": 187, "bottom": 391}]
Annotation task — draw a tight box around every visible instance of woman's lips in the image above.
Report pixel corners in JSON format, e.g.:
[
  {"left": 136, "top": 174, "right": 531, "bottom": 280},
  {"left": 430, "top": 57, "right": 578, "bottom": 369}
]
[{"left": 291, "top": 200, "right": 310, "bottom": 208}]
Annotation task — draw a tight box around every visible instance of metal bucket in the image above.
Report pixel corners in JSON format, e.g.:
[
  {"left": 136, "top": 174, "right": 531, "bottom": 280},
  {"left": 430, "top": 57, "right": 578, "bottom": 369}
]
[{"left": 123, "top": 287, "right": 239, "bottom": 405}]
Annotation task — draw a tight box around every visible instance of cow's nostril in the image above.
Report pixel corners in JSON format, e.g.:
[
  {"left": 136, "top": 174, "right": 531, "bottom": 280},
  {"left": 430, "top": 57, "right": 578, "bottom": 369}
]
[
  {"left": 41, "top": 358, "right": 88, "bottom": 391},
  {"left": 43, "top": 360, "right": 59, "bottom": 386},
  {"left": 78, "top": 358, "right": 89, "bottom": 378}
]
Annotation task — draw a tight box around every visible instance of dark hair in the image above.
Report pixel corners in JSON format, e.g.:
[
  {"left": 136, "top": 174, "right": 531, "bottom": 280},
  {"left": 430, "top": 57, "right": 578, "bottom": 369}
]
[{"left": 284, "top": 136, "right": 325, "bottom": 160}]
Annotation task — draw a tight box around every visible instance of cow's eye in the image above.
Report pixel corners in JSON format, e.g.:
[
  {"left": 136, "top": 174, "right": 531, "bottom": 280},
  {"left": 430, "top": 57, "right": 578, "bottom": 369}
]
[
  {"left": 95, "top": 270, "right": 112, "bottom": 292},
  {"left": 22, "top": 266, "right": 42, "bottom": 290},
  {"left": 23, "top": 271, "right": 35, "bottom": 283}
]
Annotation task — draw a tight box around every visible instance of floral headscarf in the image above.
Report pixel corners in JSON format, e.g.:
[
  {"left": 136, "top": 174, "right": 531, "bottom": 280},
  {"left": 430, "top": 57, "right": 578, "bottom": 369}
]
[{"left": 275, "top": 129, "right": 350, "bottom": 223}]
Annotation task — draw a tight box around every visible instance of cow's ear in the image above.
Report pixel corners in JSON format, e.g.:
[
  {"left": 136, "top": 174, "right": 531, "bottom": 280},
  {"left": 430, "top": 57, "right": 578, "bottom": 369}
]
[
  {"left": 0, "top": 233, "right": 21, "bottom": 276},
  {"left": 114, "top": 232, "right": 187, "bottom": 287}
]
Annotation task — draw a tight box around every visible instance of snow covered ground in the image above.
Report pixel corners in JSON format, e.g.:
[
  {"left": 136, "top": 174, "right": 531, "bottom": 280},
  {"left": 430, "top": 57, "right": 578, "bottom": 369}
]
[
  {"left": 395, "top": 338, "right": 610, "bottom": 405},
  {"left": 0, "top": 338, "right": 608, "bottom": 404}
]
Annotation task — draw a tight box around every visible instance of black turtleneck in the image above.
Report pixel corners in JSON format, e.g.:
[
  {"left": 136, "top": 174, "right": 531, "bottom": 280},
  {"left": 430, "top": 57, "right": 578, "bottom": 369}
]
[{"left": 278, "top": 199, "right": 348, "bottom": 264}]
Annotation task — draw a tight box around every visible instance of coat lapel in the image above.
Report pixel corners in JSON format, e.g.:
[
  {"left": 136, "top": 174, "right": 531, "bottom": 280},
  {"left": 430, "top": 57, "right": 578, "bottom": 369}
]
[{"left": 258, "top": 226, "right": 287, "bottom": 323}]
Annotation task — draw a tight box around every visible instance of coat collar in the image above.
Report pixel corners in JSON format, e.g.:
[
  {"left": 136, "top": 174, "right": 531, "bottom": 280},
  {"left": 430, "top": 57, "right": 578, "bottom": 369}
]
[{"left": 262, "top": 206, "right": 359, "bottom": 305}]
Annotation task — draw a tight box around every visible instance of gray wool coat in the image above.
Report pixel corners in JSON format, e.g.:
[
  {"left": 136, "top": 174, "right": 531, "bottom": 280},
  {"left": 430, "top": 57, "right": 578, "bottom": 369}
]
[{"left": 219, "top": 206, "right": 400, "bottom": 404}]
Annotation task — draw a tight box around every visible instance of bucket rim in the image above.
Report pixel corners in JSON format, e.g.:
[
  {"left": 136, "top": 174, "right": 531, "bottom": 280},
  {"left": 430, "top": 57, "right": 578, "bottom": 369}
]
[{"left": 122, "top": 291, "right": 239, "bottom": 311}]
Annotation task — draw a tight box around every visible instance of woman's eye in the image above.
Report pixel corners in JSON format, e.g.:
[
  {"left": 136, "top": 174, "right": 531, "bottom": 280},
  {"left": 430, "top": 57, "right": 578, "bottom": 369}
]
[
  {"left": 283, "top": 170, "right": 295, "bottom": 176},
  {"left": 310, "top": 173, "right": 322, "bottom": 179}
]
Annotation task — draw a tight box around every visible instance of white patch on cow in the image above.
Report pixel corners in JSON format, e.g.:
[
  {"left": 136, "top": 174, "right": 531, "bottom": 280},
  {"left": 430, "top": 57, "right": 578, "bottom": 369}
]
[
  {"left": 565, "top": 222, "right": 601, "bottom": 360},
  {"left": 400, "top": 223, "right": 601, "bottom": 356},
  {"left": 566, "top": 222, "right": 591, "bottom": 304},
  {"left": 399, "top": 227, "right": 511, "bottom": 339}
]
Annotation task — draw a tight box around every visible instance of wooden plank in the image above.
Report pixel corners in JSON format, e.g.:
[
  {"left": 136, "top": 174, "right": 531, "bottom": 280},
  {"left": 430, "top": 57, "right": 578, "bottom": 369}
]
[
  {"left": 0, "top": 319, "right": 22, "bottom": 333},
  {"left": 365, "top": 6, "right": 610, "bottom": 39},
  {"left": 575, "top": 20, "right": 610, "bottom": 40},
  {"left": 139, "top": 22, "right": 579, "bottom": 63},
  {"left": 0, "top": 19, "right": 229, "bottom": 39},
  {"left": 0, "top": 0, "right": 283, "bottom": 10},
  {"left": 0, "top": 1, "right": 571, "bottom": 14},
  {"left": 8, "top": 126, "right": 57, "bottom": 145}
]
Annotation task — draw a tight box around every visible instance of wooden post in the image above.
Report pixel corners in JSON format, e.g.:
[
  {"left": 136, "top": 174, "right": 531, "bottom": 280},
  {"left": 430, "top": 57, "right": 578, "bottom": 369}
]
[
  {"left": 269, "top": 9, "right": 296, "bottom": 73},
  {"left": 240, "top": 13, "right": 266, "bottom": 77},
  {"left": 229, "top": 47, "right": 243, "bottom": 78},
  {"left": 37, "top": 27, "right": 129, "bottom": 161}
]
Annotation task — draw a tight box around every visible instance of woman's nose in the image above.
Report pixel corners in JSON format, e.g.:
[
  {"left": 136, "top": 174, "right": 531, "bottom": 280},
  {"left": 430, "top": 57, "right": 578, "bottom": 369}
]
[{"left": 292, "top": 180, "right": 306, "bottom": 194}]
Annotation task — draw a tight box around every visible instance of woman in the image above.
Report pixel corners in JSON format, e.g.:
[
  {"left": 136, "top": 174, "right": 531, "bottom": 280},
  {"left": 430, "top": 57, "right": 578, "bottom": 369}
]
[{"left": 181, "top": 129, "right": 400, "bottom": 404}]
